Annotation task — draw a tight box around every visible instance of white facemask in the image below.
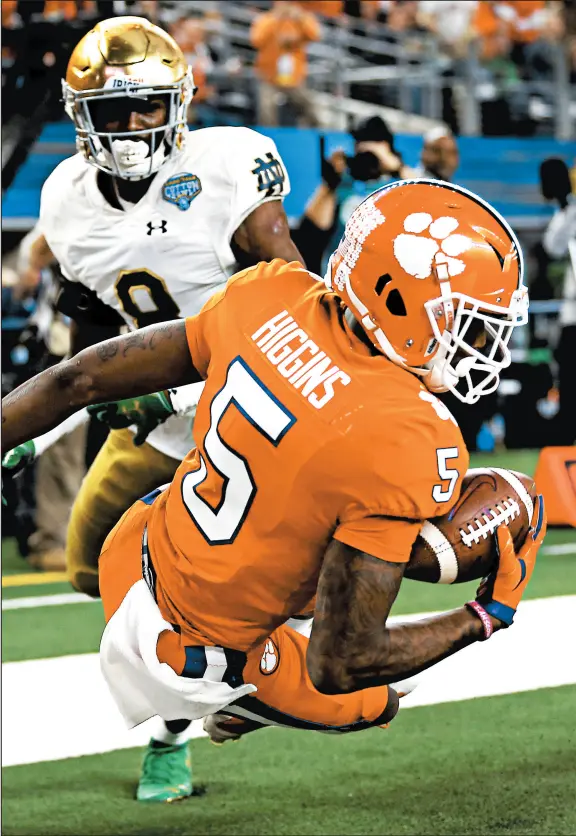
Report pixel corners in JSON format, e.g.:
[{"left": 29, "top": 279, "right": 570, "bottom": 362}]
[{"left": 420, "top": 289, "right": 529, "bottom": 404}]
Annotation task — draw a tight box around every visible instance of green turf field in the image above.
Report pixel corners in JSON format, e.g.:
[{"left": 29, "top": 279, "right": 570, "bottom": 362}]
[
  {"left": 3, "top": 686, "right": 576, "bottom": 836},
  {"left": 3, "top": 449, "right": 576, "bottom": 835}
]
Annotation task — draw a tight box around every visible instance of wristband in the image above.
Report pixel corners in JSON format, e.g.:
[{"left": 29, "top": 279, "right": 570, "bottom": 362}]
[{"left": 466, "top": 601, "right": 494, "bottom": 641}]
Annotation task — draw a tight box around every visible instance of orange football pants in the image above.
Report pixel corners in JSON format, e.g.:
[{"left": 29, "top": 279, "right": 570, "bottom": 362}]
[{"left": 99, "top": 498, "right": 393, "bottom": 733}]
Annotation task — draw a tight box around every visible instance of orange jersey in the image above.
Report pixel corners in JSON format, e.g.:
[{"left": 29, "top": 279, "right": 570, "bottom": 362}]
[
  {"left": 250, "top": 10, "right": 321, "bottom": 87},
  {"left": 147, "top": 260, "right": 468, "bottom": 652}
]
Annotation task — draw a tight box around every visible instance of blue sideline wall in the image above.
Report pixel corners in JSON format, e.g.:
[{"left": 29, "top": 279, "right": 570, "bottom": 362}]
[{"left": 2, "top": 123, "right": 575, "bottom": 229}]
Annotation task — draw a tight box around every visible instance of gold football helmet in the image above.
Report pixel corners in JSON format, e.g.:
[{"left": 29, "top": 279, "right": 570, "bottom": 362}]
[{"left": 63, "top": 16, "right": 195, "bottom": 180}]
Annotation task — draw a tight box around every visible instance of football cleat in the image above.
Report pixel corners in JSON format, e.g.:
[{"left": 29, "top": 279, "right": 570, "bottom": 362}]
[{"left": 136, "top": 739, "right": 192, "bottom": 802}]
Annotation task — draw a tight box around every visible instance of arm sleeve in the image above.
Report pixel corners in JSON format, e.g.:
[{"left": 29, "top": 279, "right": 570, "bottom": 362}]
[
  {"left": 333, "top": 408, "right": 469, "bottom": 562},
  {"left": 226, "top": 128, "right": 291, "bottom": 239}
]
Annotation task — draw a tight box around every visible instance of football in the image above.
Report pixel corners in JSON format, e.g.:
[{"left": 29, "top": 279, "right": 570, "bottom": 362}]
[{"left": 405, "top": 468, "right": 537, "bottom": 584}]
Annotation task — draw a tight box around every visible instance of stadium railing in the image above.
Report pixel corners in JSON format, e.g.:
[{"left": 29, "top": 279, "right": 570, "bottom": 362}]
[{"left": 175, "top": 0, "right": 575, "bottom": 139}]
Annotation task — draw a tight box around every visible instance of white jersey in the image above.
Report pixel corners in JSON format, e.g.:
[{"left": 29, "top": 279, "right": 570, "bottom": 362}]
[{"left": 39, "top": 126, "right": 291, "bottom": 460}]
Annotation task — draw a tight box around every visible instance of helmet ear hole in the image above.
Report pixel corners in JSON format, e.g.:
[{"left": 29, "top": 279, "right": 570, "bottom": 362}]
[
  {"left": 386, "top": 288, "right": 407, "bottom": 316},
  {"left": 375, "top": 273, "right": 392, "bottom": 296}
]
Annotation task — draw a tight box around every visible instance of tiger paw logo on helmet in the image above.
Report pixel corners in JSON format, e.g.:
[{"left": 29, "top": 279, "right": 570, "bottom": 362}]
[{"left": 393, "top": 213, "right": 474, "bottom": 280}]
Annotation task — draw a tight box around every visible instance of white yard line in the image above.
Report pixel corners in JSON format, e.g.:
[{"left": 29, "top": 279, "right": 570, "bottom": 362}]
[
  {"left": 2, "top": 592, "right": 95, "bottom": 610},
  {"left": 2, "top": 595, "right": 575, "bottom": 768},
  {"left": 541, "top": 543, "right": 576, "bottom": 555}
]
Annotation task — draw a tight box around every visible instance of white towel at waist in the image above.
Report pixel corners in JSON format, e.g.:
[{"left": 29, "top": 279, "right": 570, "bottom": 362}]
[{"left": 100, "top": 579, "right": 257, "bottom": 728}]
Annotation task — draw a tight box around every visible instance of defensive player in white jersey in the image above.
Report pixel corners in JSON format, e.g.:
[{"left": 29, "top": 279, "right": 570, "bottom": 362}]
[{"left": 10, "top": 16, "right": 303, "bottom": 802}]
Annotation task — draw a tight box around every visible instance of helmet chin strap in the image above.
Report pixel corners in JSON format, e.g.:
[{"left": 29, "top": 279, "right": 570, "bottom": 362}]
[
  {"left": 422, "top": 335, "right": 470, "bottom": 395},
  {"left": 422, "top": 356, "right": 453, "bottom": 394},
  {"left": 433, "top": 262, "right": 455, "bottom": 329},
  {"left": 417, "top": 264, "right": 457, "bottom": 393}
]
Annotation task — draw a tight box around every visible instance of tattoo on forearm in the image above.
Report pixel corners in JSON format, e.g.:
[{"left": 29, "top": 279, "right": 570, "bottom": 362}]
[
  {"left": 310, "top": 544, "right": 482, "bottom": 692},
  {"left": 95, "top": 322, "right": 177, "bottom": 362},
  {"left": 122, "top": 331, "right": 148, "bottom": 356},
  {"left": 2, "top": 369, "right": 60, "bottom": 447},
  {"left": 96, "top": 342, "right": 119, "bottom": 362},
  {"left": 3, "top": 375, "right": 40, "bottom": 409},
  {"left": 311, "top": 549, "right": 403, "bottom": 686},
  {"left": 122, "top": 322, "right": 176, "bottom": 356},
  {"left": 2, "top": 320, "right": 186, "bottom": 454}
]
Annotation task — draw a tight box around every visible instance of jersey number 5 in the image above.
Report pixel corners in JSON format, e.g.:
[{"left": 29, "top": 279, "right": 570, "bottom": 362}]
[
  {"left": 433, "top": 447, "right": 459, "bottom": 503},
  {"left": 115, "top": 269, "right": 180, "bottom": 328},
  {"left": 182, "top": 357, "right": 295, "bottom": 544}
]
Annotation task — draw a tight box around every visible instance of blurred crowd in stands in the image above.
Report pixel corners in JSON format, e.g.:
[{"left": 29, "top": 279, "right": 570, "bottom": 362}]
[{"left": 2, "top": 1, "right": 574, "bottom": 135}]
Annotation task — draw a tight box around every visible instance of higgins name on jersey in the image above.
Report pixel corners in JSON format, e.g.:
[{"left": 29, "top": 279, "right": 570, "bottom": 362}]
[{"left": 252, "top": 310, "right": 351, "bottom": 409}]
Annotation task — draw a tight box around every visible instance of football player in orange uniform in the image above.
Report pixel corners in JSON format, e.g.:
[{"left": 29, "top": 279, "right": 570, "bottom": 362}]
[{"left": 2, "top": 181, "right": 546, "bottom": 743}]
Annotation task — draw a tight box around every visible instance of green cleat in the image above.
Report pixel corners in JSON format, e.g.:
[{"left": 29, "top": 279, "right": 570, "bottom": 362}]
[{"left": 136, "top": 739, "right": 193, "bottom": 803}]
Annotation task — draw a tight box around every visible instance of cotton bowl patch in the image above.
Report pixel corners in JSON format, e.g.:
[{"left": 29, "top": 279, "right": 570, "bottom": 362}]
[{"left": 162, "top": 173, "right": 201, "bottom": 211}]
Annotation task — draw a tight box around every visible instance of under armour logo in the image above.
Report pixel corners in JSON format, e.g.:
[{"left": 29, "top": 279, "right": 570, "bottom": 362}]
[
  {"left": 251, "top": 153, "right": 285, "bottom": 197},
  {"left": 147, "top": 220, "right": 167, "bottom": 235}
]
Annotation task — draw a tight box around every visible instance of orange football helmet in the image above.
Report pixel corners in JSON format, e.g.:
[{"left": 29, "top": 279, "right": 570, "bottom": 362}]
[{"left": 327, "top": 179, "right": 528, "bottom": 404}]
